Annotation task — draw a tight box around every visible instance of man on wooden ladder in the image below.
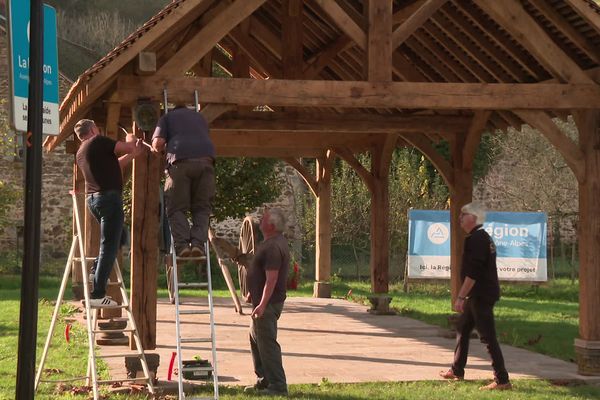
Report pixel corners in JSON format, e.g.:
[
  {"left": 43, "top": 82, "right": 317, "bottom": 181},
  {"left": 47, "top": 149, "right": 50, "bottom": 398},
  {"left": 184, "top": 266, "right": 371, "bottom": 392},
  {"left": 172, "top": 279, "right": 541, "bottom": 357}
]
[
  {"left": 74, "top": 119, "right": 143, "bottom": 307},
  {"left": 151, "top": 100, "right": 216, "bottom": 259}
]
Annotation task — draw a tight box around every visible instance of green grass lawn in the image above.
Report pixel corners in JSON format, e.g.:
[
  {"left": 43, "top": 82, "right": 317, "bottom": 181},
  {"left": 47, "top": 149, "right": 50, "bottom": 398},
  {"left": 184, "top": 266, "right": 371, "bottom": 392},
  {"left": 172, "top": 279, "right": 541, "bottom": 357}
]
[{"left": 0, "top": 271, "right": 595, "bottom": 399}]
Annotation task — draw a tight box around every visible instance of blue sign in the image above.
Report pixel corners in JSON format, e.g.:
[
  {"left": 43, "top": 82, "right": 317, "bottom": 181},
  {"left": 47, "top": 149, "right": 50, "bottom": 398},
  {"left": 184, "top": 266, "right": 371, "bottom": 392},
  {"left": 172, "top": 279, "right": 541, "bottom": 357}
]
[
  {"left": 407, "top": 210, "right": 548, "bottom": 281},
  {"left": 8, "top": 1, "right": 59, "bottom": 135}
]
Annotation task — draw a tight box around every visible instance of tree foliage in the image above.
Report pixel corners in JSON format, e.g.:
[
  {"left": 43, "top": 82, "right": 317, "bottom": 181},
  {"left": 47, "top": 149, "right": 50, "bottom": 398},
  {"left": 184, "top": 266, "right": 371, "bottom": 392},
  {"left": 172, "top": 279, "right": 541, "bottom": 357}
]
[
  {"left": 213, "top": 158, "right": 283, "bottom": 222},
  {"left": 475, "top": 118, "right": 579, "bottom": 246}
]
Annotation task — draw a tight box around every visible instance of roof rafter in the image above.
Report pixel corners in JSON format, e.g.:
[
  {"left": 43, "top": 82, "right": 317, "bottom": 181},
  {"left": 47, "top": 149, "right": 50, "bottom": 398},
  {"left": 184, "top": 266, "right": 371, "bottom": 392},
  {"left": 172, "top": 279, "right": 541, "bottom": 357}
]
[
  {"left": 392, "top": 0, "right": 448, "bottom": 50},
  {"left": 158, "top": 0, "right": 266, "bottom": 76},
  {"left": 475, "top": 0, "right": 593, "bottom": 84}
]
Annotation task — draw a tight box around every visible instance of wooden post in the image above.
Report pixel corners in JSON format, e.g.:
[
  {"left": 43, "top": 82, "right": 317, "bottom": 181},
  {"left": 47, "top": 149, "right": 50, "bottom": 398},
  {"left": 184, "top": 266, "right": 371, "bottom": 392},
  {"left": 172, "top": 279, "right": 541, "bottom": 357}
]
[
  {"left": 71, "top": 161, "right": 85, "bottom": 299},
  {"left": 369, "top": 135, "right": 395, "bottom": 294},
  {"left": 130, "top": 119, "right": 160, "bottom": 350},
  {"left": 102, "top": 100, "right": 123, "bottom": 319},
  {"left": 573, "top": 111, "right": 600, "bottom": 375},
  {"left": 367, "top": 0, "right": 392, "bottom": 82},
  {"left": 314, "top": 155, "right": 333, "bottom": 298},
  {"left": 449, "top": 133, "right": 472, "bottom": 304}
]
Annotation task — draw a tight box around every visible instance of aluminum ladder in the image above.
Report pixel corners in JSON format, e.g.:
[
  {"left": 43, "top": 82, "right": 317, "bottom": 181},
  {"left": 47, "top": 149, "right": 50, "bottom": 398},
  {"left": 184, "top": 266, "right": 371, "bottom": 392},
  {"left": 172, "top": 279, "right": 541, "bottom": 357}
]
[
  {"left": 169, "top": 239, "right": 219, "bottom": 399},
  {"left": 35, "top": 192, "right": 154, "bottom": 399}
]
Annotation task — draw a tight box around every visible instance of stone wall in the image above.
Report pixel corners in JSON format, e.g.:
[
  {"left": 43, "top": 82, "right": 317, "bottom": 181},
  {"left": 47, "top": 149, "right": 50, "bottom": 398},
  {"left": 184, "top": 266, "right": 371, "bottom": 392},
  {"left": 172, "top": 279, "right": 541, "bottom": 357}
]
[{"left": 0, "top": 27, "right": 74, "bottom": 259}]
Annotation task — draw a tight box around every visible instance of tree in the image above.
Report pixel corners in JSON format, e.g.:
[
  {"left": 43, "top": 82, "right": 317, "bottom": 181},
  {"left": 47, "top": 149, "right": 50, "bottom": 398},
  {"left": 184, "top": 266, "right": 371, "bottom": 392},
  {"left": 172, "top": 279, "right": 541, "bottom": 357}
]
[{"left": 213, "top": 157, "right": 283, "bottom": 222}]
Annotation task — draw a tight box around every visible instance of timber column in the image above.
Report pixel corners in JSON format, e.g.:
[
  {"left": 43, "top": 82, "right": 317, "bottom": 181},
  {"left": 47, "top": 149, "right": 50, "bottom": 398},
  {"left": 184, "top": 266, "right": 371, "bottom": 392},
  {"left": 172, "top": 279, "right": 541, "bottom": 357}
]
[
  {"left": 574, "top": 111, "right": 600, "bottom": 375},
  {"left": 449, "top": 133, "right": 473, "bottom": 304},
  {"left": 314, "top": 155, "right": 333, "bottom": 298},
  {"left": 130, "top": 118, "right": 160, "bottom": 350}
]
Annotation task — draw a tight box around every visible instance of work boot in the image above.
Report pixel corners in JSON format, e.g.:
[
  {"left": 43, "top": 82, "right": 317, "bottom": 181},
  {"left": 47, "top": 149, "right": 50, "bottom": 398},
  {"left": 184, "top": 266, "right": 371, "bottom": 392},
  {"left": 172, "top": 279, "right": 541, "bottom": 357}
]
[
  {"left": 439, "top": 369, "right": 463, "bottom": 380},
  {"left": 479, "top": 381, "right": 512, "bottom": 390}
]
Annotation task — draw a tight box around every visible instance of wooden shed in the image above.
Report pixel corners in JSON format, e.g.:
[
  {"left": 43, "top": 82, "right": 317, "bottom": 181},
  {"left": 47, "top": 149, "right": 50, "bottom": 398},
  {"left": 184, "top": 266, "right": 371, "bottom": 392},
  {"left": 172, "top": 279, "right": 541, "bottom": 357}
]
[{"left": 44, "top": 0, "right": 600, "bottom": 374}]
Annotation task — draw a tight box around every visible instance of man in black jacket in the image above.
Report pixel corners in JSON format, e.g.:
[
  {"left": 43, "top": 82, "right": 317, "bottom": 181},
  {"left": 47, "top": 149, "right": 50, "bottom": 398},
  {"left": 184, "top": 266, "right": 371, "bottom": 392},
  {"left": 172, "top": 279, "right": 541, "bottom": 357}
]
[{"left": 440, "top": 202, "right": 512, "bottom": 390}]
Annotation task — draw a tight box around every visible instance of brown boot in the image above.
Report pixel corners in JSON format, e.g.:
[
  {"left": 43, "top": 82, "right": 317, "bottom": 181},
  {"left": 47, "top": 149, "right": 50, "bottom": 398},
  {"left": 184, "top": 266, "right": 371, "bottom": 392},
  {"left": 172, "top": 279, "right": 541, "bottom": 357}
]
[
  {"left": 439, "top": 369, "right": 463, "bottom": 380},
  {"left": 479, "top": 381, "right": 512, "bottom": 391}
]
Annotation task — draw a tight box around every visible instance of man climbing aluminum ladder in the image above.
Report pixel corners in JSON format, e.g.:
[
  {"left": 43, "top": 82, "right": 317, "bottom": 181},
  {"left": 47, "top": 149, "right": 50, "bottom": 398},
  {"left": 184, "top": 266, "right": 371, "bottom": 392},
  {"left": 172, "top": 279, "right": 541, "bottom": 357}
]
[
  {"left": 170, "top": 239, "right": 219, "bottom": 400},
  {"left": 35, "top": 192, "right": 154, "bottom": 400}
]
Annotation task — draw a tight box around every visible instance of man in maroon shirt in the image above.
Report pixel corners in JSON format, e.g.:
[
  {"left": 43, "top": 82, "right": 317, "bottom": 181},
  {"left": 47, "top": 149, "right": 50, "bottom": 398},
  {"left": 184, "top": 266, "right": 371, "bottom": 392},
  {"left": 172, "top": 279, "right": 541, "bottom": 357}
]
[
  {"left": 75, "top": 119, "right": 143, "bottom": 308},
  {"left": 440, "top": 202, "right": 511, "bottom": 390}
]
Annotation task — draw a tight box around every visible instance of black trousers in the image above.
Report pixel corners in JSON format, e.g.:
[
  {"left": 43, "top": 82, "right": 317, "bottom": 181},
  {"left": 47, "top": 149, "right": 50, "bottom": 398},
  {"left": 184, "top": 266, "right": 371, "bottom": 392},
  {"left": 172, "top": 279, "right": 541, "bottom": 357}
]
[{"left": 451, "top": 297, "right": 509, "bottom": 384}]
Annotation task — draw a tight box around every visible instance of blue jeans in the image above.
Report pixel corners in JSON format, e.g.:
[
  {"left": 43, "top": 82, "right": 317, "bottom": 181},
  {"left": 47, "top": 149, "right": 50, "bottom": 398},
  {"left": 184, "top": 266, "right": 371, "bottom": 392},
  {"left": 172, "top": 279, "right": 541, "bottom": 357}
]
[{"left": 87, "top": 190, "right": 124, "bottom": 299}]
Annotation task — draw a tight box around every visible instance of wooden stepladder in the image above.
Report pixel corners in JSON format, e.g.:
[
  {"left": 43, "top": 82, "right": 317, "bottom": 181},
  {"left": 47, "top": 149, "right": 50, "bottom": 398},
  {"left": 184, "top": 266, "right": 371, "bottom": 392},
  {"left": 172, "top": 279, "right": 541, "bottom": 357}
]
[{"left": 35, "top": 192, "right": 154, "bottom": 399}]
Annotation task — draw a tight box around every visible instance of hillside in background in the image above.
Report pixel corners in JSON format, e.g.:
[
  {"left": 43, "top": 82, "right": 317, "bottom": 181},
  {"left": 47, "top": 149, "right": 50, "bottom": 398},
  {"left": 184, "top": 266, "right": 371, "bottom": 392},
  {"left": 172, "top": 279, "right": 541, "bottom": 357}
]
[{"left": 46, "top": 0, "right": 170, "bottom": 80}]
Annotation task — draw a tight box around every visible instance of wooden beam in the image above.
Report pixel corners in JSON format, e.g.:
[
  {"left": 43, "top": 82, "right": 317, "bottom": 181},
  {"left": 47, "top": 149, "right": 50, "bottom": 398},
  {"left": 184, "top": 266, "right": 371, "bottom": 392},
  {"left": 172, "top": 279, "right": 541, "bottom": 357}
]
[
  {"left": 515, "top": 110, "right": 585, "bottom": 182},
  {"left": 158, "top": 0, "right": 266, "bottom": 76},
  {"left": 368, "top": 0, "right": 392, "bottom": 81},
  {"left": 313, "top": 0, "right": 366, "bottom": 49},
  {"left": 393, "top": 0, "right": 426, "bottom": 24},
  {"left": 476, "top": 0, "right": 593, "bottom": 84},
  {"left": 400, "top": 133, "right": 454, "bottom": 188},
  {"left": 119, "top": 76, "right": 600, "bottom": 109},
  {"left": 315, "top": 151, "right": 335, "bottom": 296},
  {"left": 283, "top": 157, "right": 318, "bottom": 196},
  {"left": 440, "top": 6, "right": 527, "bottom": 82},
  {"left": 304, "top": 35, "right": 353, "bottom": 79},
  {"left": 528, "top": 0, "right": 600, "bottom": 65},
  {"left": 212, "top": 112, "right": 471, "bottom": 134},
  {"left": 282, "top": 0, "right": 304, "bottom": 79},
  {"left": 229, "top": 26, "right": 282, "bottom": 78},
  {"left": 456, "top": 3, "right": 547, "bottom": 80},
  {"left": 333, "top": 146, "right": 375, "bottom": 192},
  {"left": 215, "top": 146, "right": 326, "bottom": 157},
  {"left": 564, "top": 0, "right": 600, "bottom": 36},
  {"left": 210, "top": 130, "right": 379, "bottom": 148},
  {"left": 201, "top": 104, "right": 236, "bottom": 124},
  {"left": 462, "top": 111, "right": 491, "bottom": 166},
  {"left": 392, "top": 0, "right": 448, "bottom": 50}
]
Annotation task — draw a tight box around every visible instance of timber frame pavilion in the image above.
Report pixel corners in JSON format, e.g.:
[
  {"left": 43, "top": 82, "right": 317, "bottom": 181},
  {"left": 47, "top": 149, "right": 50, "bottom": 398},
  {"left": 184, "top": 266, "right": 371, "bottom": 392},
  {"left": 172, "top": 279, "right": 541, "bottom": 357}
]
[{"left": 45, "top": 0, "right": 600, "bottom": 374}]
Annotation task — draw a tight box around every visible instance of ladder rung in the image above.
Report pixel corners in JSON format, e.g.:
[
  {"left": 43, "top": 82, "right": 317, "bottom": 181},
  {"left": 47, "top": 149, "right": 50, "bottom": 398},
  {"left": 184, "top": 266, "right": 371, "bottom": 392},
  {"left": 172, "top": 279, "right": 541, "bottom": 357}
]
[
  {"left": 177, "top": 283, "right": 208, "bottom": 288},
  {"left": 182, "top": 366, "right": 213, "bottom": 372},
  {"left": 180, "top": 338, "right": 211, "bottom": 343},
  {"left": 39, "top": 376, "right": 87, "bottom": 383},
  {"left": 73, "top": 257, "right": 96, "bottom": 262},
  {"left": 99, "top": 352, "right": 144, "bottom": 359},
  {"left": 92, "top": 328, "right": 134, "bottom": 334},
  {"left": 176, "top": 256, "right": 206, "bottom": 261},
  {"left": 87, "top": 281, "right": 123, "bottom": 286},
  {"left": 90, "top": 304, "right": 128, "bottom": 309},
  {"left": 97, "top": 376, "right": 149, "bottom": 384},
  {"left": 179, "top": 310, "right": 210, "bottom": 315}
]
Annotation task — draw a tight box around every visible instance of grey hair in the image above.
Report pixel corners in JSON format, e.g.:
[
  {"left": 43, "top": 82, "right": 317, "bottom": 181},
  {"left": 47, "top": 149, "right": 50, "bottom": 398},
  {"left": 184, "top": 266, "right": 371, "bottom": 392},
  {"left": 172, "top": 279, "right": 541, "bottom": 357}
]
[
  {"left": 461, "top": 202, "right": 487, "bottom": 225},
  {"left": 74, "top": 119, "right": 96, "bottom": 140},
  {"left": 266, "top": 208, "right": 286, "bottom": 232}
]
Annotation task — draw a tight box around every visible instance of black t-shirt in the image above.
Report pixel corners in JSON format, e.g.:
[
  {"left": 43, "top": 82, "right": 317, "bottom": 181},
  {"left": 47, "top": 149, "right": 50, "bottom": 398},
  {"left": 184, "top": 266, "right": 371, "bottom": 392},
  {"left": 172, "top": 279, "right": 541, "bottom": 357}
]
[
  {"left": 247, "top": 234, "right": 290, "bottom": 308},
  {"left": 460, "top": 225, "right": 500, "bottom": 302},
  {"left": 152, "top": 107, "right": 215, "bottom": 165},
  {"left": 76, "top": 135, "right": 122, "bottom": 194}
]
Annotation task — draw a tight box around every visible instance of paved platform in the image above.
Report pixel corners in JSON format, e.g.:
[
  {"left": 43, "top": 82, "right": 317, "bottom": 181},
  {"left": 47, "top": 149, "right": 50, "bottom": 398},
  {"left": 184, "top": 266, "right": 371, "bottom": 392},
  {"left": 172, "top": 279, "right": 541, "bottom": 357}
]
[{"left": 97, "top": 296, "right": 597, "bottom": 387}]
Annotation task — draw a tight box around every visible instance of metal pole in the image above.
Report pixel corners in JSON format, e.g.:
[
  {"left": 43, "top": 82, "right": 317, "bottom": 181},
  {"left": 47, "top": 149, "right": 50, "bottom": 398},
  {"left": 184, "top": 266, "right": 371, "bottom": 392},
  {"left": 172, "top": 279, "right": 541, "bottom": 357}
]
[{"left": 16, "top": 1, "right": 44, "bottom": 398}]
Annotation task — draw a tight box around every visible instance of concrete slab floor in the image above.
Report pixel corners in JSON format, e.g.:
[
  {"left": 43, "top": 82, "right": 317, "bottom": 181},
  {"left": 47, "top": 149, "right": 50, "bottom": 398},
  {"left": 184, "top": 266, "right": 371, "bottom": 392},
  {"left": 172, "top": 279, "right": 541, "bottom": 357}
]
[{"left": 93, "top": 296, "right": 600, "bottom": 389}]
